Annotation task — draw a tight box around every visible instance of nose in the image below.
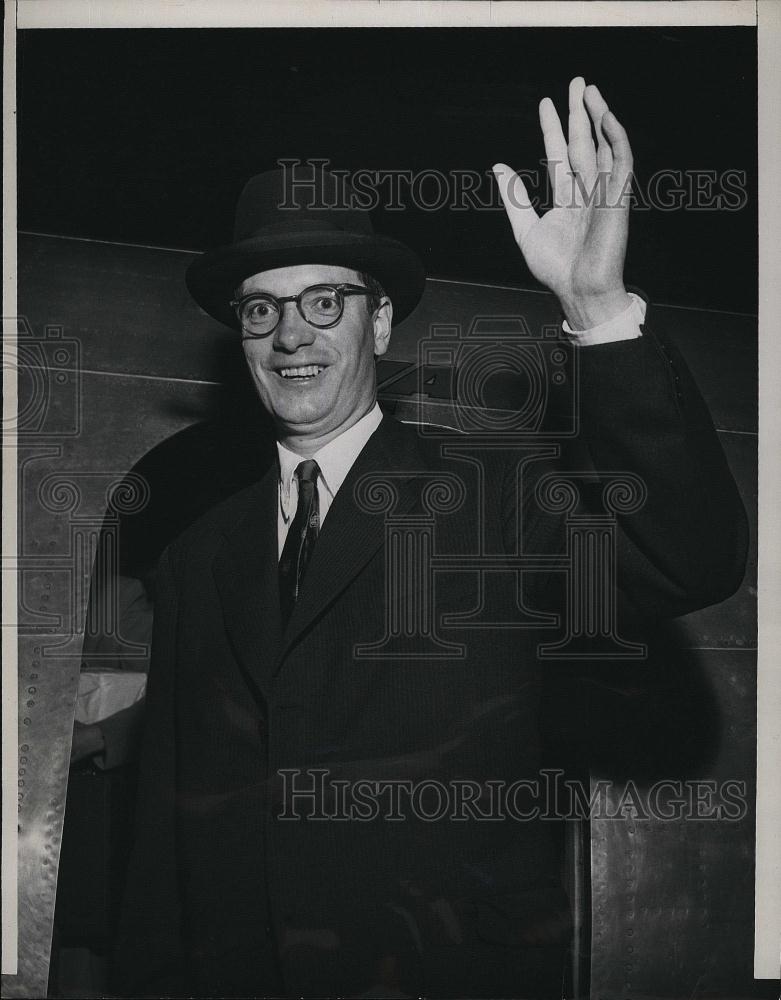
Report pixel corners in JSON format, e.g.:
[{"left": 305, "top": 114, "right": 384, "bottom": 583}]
[{"left": 272, "top": 303, "right": 317, "bottom": 353}]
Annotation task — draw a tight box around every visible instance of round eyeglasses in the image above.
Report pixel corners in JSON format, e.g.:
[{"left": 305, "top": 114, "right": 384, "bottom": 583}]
[{"left": 230, "top": 283, "right": 373, "bottom": 337}]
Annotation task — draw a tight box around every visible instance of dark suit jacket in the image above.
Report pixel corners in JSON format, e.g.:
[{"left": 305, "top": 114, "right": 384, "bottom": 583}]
[{"left": 114, "top": 320, "right": 748, "bottom": 998}]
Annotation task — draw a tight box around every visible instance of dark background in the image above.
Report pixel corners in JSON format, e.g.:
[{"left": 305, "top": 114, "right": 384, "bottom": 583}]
[{"left": 17, "top": 27, "right": 757, "bottom": 313}]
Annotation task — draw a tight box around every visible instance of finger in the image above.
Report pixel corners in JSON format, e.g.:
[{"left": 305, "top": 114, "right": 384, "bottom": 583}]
[
  {"left": 539, "top": 96, "right": 571, "bottom": 207},
  {"left": 601, "top": 109, "right": 634, "bottom": 206},
  {"left": 567, "top": 76, "right": 596, "bottom": 186},
  {"left": 492, "top": 163, "right": 539, "bottom": 246},
  {"left": 583, "top": 83, "right": 613, "bottom": 175}
]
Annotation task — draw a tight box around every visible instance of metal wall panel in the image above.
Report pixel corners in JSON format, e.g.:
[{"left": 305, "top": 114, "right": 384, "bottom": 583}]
[
  {"left": 589, "top": 651, "right": 759, "bottom": 1000},
  {"left": 6, "top": 233, "right": 761, "bottom": 998}
]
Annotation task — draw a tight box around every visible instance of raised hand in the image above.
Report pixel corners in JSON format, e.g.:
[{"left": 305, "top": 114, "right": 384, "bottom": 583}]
[{"left": 493, "top": 77, "right": 634, "bottom": 330}]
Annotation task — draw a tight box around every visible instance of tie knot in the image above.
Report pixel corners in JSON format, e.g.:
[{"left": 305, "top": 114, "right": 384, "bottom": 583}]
[{"left": 295, "top": 459, "right": 320, "bottom": 486}]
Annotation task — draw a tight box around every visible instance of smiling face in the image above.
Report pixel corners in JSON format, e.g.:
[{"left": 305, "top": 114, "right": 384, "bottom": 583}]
[{"left": 237, "top": 264, "right": 392, "bottom": 455}]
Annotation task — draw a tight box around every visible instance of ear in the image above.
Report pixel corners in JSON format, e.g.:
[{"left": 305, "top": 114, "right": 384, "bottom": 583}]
[{"left": 372, "top": 298, "right": 393, "bottom": 357}]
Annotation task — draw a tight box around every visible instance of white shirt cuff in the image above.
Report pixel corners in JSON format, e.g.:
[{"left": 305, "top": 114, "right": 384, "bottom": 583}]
[{"left": 562, "top": 292, "right": 646, "bottom": 346}]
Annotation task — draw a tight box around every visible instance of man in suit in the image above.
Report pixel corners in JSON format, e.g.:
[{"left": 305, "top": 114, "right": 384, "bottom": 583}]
[{"left": 114, "top": 79, "right": 748, "bottom": 998}]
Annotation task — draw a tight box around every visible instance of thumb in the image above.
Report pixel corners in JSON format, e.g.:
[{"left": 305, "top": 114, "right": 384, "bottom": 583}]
[{"left": 492, "top": 162, "right": 539, "bottom": 246}]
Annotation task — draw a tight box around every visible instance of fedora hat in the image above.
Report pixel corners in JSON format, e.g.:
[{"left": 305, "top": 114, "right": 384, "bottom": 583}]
[{"left": 186, "top": 166, "right": 426, "bottom": 329}]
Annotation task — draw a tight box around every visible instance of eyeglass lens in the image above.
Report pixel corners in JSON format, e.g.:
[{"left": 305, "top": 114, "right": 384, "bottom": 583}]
[{"left": 239, "top": 285, "right": 343, "bottom": 333}]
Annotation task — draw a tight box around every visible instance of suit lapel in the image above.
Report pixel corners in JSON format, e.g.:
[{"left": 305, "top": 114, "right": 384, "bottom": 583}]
[
  {"left": 212, "top": 464, "right": 282, "bottom": 697},
  {"left": 211, "top": 418, "right": 433, "bottom": 684},
  {"left": 276, "top": 417, "right": 428, "bottom": 670}
]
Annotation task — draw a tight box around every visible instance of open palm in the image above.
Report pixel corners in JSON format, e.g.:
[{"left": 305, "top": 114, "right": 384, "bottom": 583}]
[{"left": 493, "top": 78, "right": 633, "bottom": 329}]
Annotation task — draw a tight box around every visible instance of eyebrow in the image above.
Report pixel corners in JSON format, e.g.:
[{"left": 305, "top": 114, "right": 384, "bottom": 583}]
[{"left": 234, "top": 283, "right": 314, "bottom": 297}]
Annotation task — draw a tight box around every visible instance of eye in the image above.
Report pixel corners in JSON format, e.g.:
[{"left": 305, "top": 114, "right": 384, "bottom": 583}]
[
  {"left": 301, "top": 287, "right": 343, "bottom": 323},
  {"left": 241, "top": 297, "right": 278, "bottom": 327},
  {"left": 311, "top": 296, "right": 338, "bottom": 314},
  {"left": 247, "top": 300, "right": 274, "bottom": 319}
]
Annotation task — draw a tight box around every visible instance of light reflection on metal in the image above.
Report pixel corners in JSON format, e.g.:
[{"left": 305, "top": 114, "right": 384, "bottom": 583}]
[{"left": 1, "top": 653, "right": 79, "bottom": 999}]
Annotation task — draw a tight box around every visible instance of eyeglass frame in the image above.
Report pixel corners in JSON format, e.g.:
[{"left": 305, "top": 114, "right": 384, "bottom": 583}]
[{"left": 229, "top": 283, "right": 375, "bottom": 337}]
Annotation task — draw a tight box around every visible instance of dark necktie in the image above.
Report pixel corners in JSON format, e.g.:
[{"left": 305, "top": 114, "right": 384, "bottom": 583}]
[{"left": 279, "top": 459, "right": 321, "bottom": 627}]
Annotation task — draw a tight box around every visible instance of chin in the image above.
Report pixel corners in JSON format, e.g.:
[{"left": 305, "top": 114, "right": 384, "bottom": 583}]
[
  {"left": 258, "top": 384, "right": 327, "bottom": 421},
  {"left": 275, "top": 400, "right": 334, "bottom": 431}
]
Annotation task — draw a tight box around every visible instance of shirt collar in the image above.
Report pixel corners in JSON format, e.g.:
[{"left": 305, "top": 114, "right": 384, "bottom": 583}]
[{"left": 277, "top": 403, "right": 384, "bottom": 522}]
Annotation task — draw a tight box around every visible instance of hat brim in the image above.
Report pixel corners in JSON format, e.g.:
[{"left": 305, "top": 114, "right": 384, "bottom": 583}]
[{"left": 186, "top": 230, "right": 426, "bottom": 329}]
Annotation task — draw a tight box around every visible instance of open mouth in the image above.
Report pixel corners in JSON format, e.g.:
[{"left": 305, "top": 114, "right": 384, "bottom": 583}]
[{"left": 277, "top": 364, "right": 327, "bottom": 382}]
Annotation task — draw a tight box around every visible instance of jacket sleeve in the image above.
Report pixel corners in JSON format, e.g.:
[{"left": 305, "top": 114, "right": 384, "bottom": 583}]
[
  {"left": 111, "top": 545, "right": 186, "bottom": 996},
  {"left": 511, "top": 308, "right": 749, "bottom": 622}
]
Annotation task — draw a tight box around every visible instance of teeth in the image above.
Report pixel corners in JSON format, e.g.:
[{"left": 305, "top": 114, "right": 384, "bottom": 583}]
[{"left": 279, "top": 365, "right": 324, "bottom": 378}]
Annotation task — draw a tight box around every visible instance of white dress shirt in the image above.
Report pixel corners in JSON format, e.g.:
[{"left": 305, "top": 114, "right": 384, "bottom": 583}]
[
  {"left": 563, "top": 291, "right": 646, "bottom": 345},
  {"left": 277, "top": 403, "right": 384, "bottom": 556},
  {"left": 275, "top": 295, "right": 646, "bottom": 553}
]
